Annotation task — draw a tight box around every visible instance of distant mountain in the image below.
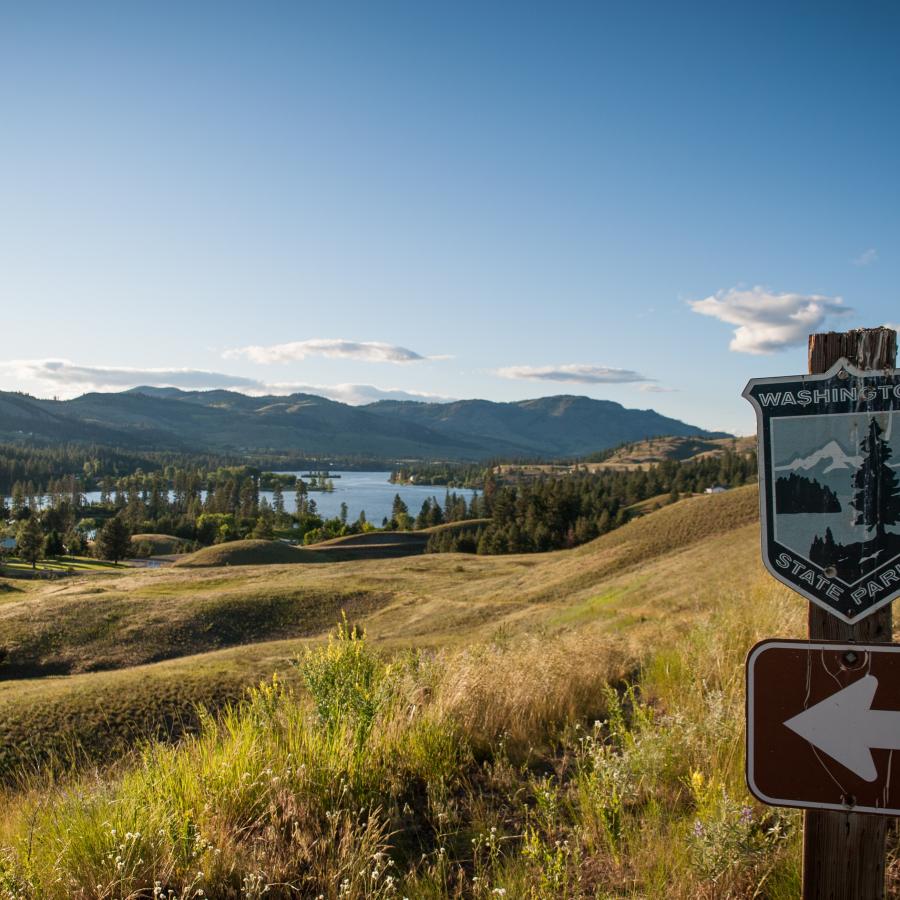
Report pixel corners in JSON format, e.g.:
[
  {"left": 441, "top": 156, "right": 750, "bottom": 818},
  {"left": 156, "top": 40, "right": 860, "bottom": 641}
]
[
  {"left": 0, "top": 387, "right": 728, "bottom": 460},
  {"left": 364, "top": 395, "right": 728, "bottom": 458},
  {"left": 775, "top": 440, "right": 862, "bottom": 474}
]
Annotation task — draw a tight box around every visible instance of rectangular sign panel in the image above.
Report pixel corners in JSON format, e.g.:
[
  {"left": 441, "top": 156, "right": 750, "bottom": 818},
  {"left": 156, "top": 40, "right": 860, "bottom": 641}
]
[
  {"left": 747, "top": 639, "right": 900, "bottom": 815},
  {"left": 744, "top": 358, "right": 900, "bottom": 623}
]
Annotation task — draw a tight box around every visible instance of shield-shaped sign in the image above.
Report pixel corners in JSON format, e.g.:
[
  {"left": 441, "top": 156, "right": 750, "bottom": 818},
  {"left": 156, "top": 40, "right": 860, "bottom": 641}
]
[{"left": 744, "top": 357, "right": 900, "bottom": 623}]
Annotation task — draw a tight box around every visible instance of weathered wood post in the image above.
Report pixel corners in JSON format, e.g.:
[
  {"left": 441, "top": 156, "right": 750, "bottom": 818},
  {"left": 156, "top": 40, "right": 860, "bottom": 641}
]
[{"left": 803, "top": 326, "right": 896, "bottom": 899}]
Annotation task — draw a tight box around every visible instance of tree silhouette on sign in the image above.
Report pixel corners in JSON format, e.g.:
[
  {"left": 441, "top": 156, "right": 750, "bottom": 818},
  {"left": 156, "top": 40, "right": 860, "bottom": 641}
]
[{"left": 851, "top": 418, "right": 900, "bottom": 542}]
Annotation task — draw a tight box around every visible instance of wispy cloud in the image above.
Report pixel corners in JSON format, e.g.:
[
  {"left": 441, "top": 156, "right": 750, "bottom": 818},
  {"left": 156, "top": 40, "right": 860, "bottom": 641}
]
[
  {"left": 495, "top": 364, "right": 654, "bottom": 385},
  {"left": 688, "top": 286, "right": 852, "bottom": 354},
  {"left": 4, "top": 359, "right": 265, "bottom": 392},
  {"left": 224, "top": 339, "right": 433, "bottom": 364},
  {"left": 0, "top": 358, "right": 450, "bottom": 405},
  {"left": 853, "top": 248, "right": 878, "bottom": 267}
]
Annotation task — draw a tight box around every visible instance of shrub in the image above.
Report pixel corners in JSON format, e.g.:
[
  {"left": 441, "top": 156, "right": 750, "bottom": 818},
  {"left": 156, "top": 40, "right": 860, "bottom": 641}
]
[{"left": 297, "top": 613, "right": 390, "bottom": 740}]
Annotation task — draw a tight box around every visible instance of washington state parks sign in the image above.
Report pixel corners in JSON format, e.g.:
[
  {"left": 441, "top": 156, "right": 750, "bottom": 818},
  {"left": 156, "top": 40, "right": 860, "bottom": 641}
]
[{"left": 744, "top": 358, "right": 900, "bottom": 623}]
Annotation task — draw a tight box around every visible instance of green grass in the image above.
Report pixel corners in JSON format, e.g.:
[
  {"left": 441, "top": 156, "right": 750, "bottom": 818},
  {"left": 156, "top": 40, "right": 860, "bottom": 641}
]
[
  {"left": 1, "top": 555, "right": 125, "bottom": 575},
  {"left": 0, "top": 656, "right": 259, "bottom": 782},
  {"left": 547, "top": 589, "right": 622, "bottom": 626}
]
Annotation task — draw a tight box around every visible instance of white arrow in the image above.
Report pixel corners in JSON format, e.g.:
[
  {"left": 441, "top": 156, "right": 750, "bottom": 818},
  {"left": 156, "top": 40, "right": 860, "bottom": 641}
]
[{"left": 784, "top": 675, "right": 900, "bottom": 782}]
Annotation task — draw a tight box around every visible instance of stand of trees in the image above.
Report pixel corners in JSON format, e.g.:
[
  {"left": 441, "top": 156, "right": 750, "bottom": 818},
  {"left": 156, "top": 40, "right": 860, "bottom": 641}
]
[
  {"left": 0, "top": 441, "right": 398, "bottom": 498},
  {"left": 390, "top": 463, "right": 485, "bottom": 488},
  {"left": 427, "top": 448, "right": 757, "bottom": 555}
]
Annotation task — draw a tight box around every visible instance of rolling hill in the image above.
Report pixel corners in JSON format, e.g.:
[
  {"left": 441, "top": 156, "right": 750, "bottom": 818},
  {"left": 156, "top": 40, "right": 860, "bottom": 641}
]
[{"left": 0, "top": 386, "right": 728, "bottom": 460}]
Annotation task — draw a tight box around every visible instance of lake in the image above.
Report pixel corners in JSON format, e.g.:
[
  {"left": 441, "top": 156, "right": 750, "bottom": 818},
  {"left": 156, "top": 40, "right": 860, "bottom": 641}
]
[
  {"left": 268, "top": 471, "right": 478, "bottom": 524},
  {"left": 66, "top": 471, "right": 478, "bottom": 526}
]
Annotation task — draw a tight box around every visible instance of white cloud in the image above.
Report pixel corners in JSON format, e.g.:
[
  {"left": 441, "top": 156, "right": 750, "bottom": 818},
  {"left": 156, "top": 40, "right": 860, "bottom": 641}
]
[
  {"left": 495, "top": 364, "right": 653, "bottom": 385},
  {"left": 0, "top": 358, "right": 451, "bottom": 405},
  {"left": 4, "top": 359, "right": 265, "bottom": 393},
  {"left": 224, "top": 339, "right": 431, "bottom": 364},
  {"left": 688, "top": 286, "right": 852, "bottom": 354},
  {"left": 853, "top": 248, "right": 878, "bottom": 267}
]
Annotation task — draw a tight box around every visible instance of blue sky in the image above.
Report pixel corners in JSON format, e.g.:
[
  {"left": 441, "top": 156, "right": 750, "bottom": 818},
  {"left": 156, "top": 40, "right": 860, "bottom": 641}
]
[{"left": 1, "top": 2, "right": 897, "bottom": 434}]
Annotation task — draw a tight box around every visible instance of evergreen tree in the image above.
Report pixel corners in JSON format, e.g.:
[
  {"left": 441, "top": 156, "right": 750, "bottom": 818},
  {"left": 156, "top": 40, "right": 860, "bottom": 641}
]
[
  {"left": 295, "top": 479, "right": 309, "bottom": 516},
  {"left": 851, "top": 418, "right": 900, "bottom": 541},
  {"left": 10, "top": 482, "right": 25, "bottom": 516},
  {"left": 64, "top": 526, "right": 85, "bottom": 556},
  {"left": 415, "top": 499, "right": 432, "bottom": 529},
  {"left": 16, "top": 516, "right": 44, "bottom": 569},
  {"left": 391, "top": 494, "right": 411, "bottom": 530},
  {"left": 44, "top": 529, "right": 64, "bottom": 557},
  {"left": 239, "top": 478, "right": 259, "bottom": 519},
  {"left": 252, "top": 516, "right": 275, "bottom": 540},
  {"left": 96, "top": 515, "right": 131, "bottom": 564}
]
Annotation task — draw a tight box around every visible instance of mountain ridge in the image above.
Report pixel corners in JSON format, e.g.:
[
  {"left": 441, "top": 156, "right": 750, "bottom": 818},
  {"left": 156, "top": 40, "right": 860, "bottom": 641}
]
[{"left": 0, "top": 386, "right": 729, "bottom": 460}]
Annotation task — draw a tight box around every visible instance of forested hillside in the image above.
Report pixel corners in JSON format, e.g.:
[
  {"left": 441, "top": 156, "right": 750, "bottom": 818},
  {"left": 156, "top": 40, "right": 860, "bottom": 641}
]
[{"left": 0, "top": 387, "right": 727, "bottom": 459}]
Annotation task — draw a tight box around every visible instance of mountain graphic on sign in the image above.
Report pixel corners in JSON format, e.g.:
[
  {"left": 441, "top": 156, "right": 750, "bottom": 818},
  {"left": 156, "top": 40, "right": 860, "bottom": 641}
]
[{"left": 775, "top": 440, "right": 862, "bottom": 474}]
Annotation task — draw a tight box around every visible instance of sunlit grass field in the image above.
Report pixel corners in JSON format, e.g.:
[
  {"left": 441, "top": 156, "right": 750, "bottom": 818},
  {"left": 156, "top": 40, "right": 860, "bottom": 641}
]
[
  {"left": 3, "top": 487, "right": 890, "bottom": 897},
  {"left": 0, "top": 555, "right": 125, "bottom": 575}
]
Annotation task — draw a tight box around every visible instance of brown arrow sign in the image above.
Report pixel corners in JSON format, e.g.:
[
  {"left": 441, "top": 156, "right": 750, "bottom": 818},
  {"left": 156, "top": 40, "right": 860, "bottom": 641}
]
[{"left": 747, "top": 639, "right": 900, "bottom": 815}]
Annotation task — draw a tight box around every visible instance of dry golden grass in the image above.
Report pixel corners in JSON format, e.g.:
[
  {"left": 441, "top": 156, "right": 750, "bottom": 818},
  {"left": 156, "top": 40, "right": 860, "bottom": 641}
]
[{"left": 433, "top": 628, "right": 638, "bottom": 754}]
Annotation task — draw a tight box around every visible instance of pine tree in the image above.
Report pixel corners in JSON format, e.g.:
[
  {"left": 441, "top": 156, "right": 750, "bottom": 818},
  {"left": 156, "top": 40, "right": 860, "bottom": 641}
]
[
  {"left": 16, "top": 516, "right": 44, "bottom": 569},
  {"left": 252, "top": 516, "right": 274, "bottom": 540},
  {"left": 96, "top": 515, "right": 132, "bottom": 564},
  {"left": 851, "top": 418, "right": 900, "bottom": 541},
  {"left": 295, "top": 479, "right": 309, "bottom": 517},
  {"left": 10, "top": 482, "right": 25, "bottom": 516},
  {"left": 44, "top": 529, "right": 64, "bottom": 557}
]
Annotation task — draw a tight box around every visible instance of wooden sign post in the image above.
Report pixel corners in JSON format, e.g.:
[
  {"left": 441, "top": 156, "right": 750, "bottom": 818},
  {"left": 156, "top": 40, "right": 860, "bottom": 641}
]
[{"left": 804, "top": 327, "right": 896, "bottom": 899}]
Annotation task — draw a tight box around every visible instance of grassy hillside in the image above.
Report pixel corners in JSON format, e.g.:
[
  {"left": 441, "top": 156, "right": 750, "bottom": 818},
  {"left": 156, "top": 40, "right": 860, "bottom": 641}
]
[
  {"left": 3, "top": 486, "right": 877, "bottom": 897},
  {"left": 174, "top": 539, "right": 321, "bottom": 567},
  {"left": 0, "top": 575, "right": 390, "bottom": 677},
  {"left": 494, "top": 434, "right": 756, "bottom": 478},
  {"left": 0, "top": 492, "right": 758, "bottom": 686}
]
